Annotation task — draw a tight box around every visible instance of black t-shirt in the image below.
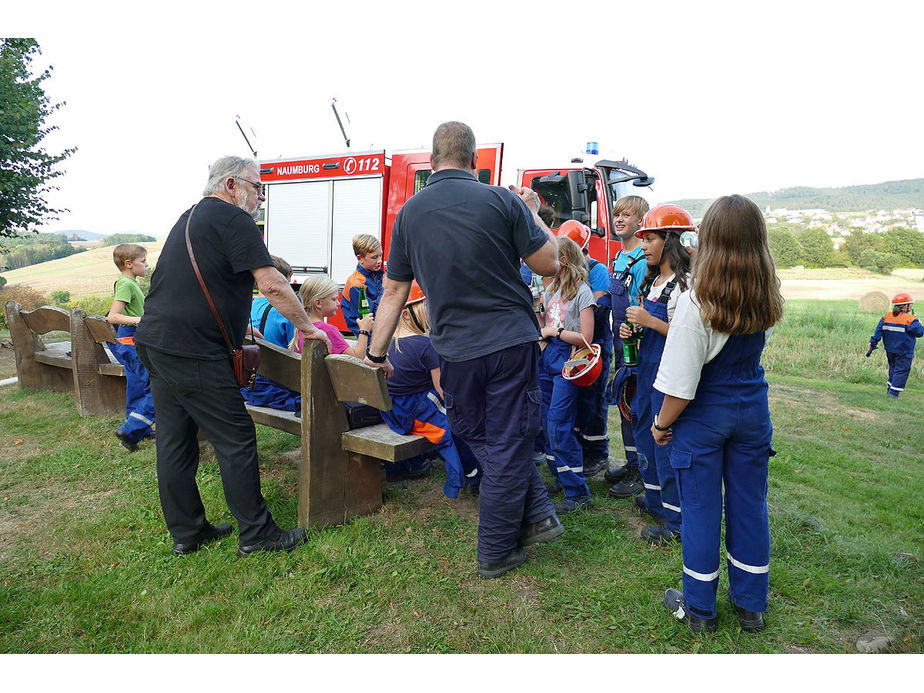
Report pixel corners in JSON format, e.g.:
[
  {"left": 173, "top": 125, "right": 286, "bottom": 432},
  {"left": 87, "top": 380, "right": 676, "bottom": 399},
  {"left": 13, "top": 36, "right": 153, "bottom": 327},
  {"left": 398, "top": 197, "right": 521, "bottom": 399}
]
[
  {"left": 135, "top": 196, "right": 273, "bottom": 360},
  {"left": 386, "top": 169, "right": 547, "bottom": 362}
]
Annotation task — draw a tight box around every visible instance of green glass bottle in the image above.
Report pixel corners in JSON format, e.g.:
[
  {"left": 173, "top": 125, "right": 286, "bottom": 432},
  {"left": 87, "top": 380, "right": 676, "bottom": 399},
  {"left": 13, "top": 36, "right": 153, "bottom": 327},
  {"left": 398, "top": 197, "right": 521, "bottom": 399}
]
[
  {"left": 358, "top": 286, "right": 371, "bottom": 317},
  {"left": 622, "top": 323, "right": 641, "bottom": 367}
]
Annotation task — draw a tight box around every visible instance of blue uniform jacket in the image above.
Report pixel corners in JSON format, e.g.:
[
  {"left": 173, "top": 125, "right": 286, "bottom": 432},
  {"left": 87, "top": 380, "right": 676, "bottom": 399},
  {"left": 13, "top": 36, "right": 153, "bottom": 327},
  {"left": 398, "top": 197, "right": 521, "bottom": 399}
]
[{"left": 871, "top": 311, "right": 923, "bottom": 358}]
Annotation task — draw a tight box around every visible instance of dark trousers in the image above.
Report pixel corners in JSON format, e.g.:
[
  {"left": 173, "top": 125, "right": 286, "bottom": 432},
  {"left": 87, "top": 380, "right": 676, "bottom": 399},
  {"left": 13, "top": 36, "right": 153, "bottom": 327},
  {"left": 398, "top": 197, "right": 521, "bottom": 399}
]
[
  {"left": 440, "top": 342, "right": 555, "bottom": 562},
  {"left": 137, "top": 344, "right": 277, "bottom": 545}
]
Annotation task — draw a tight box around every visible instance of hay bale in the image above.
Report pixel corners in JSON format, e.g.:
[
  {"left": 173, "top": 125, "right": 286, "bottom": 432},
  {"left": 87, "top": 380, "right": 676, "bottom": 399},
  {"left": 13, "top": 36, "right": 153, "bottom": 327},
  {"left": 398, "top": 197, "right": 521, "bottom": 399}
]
[{"left": 859, "top": 291, "right": 889, "bottom": 313}]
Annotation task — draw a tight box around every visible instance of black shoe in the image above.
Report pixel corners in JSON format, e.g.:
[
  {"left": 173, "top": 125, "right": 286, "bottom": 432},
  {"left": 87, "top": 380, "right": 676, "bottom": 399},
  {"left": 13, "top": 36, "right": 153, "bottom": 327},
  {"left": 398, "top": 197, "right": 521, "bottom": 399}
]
[
  {"left": 461, "top": 483, "right": 480, "bottom": 496},
  {"left": 607, "top": 466, "right": 642, "bottom": 498},
  {"left": 545, "top": 479, "right": 563, "bottom": 496},
  {"left": 143, "top": 430, "right": 156, "bottom": 440},
  {"left": 604, "top": 462, "right": 628, "bottom": 484},
  {"left": 172, "top": 523, "right": 233, "bottom": 555},
  {"left": 554, "top": 495, "right": 592, "bottom": 514},
  {"left": 731, "top": 598, "right": 766, "bottom": 632},
  {"left": 238, "top": 527, "right": 307, "bottom": 556},
  {"left": 663, "top": 588, "right": 716, "bottom": 633},
  {"left": 634, "top": 494, "right": 666, "bottom": 522},
  {"left": 641, "top": 524, "right": 682, "bottom": 545},
  {"left": 385, "top": 458, "right": 432, "bottom": 482},
  {"left": 520, "top": 513, "right": 565, "bottom": 546},
  {"left": 477, "top": 546, "right": 526, "bottom": 579},
  {"left": 583, "top": 457, "right": 609, "bottom": 478},
  {"left": 114, "top": 430, "right": 138, "bottom": 453}
]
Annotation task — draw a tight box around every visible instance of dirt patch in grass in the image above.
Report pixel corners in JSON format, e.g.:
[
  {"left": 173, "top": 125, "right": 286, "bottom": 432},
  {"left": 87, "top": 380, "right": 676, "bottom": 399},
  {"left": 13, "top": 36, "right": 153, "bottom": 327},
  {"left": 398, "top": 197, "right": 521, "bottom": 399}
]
[
  {"left": 0, "top": 486, "right": 118, "bottom": 561},
  {"left": 770, "top": 384, "right": 876, "bottom": 421}
]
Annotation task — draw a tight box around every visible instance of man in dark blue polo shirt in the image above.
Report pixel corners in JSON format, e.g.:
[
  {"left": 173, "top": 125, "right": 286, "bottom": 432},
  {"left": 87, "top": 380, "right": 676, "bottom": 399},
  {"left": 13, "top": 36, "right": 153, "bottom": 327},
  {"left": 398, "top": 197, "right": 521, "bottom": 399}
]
[{"left": 365, "top": 121, "right": 564, "bottom": 578}]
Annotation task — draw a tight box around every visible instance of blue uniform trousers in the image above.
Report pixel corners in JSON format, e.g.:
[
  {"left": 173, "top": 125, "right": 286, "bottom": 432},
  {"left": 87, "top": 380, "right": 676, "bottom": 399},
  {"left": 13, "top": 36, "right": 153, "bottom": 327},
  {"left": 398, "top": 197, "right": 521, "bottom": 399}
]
[
  {"left": 440, "top": 342, "right": 555, "bottom": 562},
  {"left": 540, "top": 339, "right": 590, "bottom": 499},
  {"left": 382, "top": 389, "right": 482, "bottom": 498},
  {"left": 670, "top": 331, "right": 772, "bottom": 618},
  {"left": 887, "top": 351, "right": 913, "bottom": 396},
  {"left": 576, "top": 341, "right": 612, "bottom": 462},
  {"left": 109, "top": 325, "right": 155, "bottom": 443},
  {"left": 241, "top": 375, "right": 300, "bottom": 412},
  {"left": 633, "top": 298, "right": 681, "bottom": 531}
]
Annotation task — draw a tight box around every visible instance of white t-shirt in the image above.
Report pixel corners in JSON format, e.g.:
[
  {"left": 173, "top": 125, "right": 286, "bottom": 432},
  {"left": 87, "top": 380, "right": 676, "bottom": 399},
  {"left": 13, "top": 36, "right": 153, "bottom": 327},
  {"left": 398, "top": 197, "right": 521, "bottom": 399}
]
[
  {"left": 653, "top": 289, "right": 731, "bottom": 400},
  {"left": 646, "top": 273, "right": 682, "bottom": 323}
]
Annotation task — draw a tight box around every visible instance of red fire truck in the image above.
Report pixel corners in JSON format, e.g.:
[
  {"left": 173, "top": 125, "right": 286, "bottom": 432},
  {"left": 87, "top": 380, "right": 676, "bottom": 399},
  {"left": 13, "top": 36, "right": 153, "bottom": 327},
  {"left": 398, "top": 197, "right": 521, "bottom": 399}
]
[{"left": 257, "top": 146, "right": 653, "bottom": 331}]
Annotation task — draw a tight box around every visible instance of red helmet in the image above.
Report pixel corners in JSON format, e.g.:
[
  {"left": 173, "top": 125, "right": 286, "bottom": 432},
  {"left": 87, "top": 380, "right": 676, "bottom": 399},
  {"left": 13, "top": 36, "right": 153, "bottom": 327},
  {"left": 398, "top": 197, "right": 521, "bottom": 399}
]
[
  {"left": 637, "top": 204, "right": 696, "bottom": 238},
  {"left": 562, "top": 344, "right": 603, "bottom": 387},
  {"left": 406, "top": 280, "right": 426, "bottom": 306},
  {"left": 556, "top": 220, "right": 592, "bottom": 251},
  {"left": 892, "top": 292, "right": 913, "bottom": 307}
]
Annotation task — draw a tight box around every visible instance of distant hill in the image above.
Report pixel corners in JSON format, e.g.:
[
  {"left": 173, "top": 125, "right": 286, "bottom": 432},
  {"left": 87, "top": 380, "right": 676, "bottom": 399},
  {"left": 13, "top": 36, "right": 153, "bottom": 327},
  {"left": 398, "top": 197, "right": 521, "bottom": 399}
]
[{"left": 669, "top": 179, "right": 924, "bottom": 218}]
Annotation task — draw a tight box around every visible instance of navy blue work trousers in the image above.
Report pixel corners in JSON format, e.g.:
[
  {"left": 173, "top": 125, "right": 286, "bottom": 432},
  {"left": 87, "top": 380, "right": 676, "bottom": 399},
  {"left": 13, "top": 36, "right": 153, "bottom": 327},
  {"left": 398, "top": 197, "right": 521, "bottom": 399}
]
[{"left": 440, "top": 342, "right": 555, "bottom": 562}]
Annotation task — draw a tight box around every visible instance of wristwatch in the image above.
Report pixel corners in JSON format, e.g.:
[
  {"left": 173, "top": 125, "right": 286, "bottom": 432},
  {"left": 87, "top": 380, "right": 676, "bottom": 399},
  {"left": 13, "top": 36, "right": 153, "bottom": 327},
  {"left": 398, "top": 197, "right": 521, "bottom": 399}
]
[
  {"left": 365, "top": 348, "right": 387, "bottom": 364},
  {"left": 557, "top": 326, "right": 564, "bottom": 339},
  {"left": 653, "top": 415, "right": 671, "bottom": 431},
  {"left": 358, "top": 330, "right": 371, "bottom": 337}
]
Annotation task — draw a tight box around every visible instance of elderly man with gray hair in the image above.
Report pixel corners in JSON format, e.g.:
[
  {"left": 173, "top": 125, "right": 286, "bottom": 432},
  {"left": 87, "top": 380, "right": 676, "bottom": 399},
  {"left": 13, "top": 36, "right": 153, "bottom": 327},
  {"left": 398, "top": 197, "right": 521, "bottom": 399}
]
[{"left": 136, "top": 156, "right": 330, "bottom": 557}]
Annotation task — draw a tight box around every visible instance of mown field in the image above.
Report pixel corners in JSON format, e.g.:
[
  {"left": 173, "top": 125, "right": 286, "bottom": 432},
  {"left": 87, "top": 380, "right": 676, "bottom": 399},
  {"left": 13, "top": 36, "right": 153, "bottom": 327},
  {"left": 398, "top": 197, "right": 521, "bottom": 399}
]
[{"left": 0, "top": 298, "right": 921, "bottom": 659}]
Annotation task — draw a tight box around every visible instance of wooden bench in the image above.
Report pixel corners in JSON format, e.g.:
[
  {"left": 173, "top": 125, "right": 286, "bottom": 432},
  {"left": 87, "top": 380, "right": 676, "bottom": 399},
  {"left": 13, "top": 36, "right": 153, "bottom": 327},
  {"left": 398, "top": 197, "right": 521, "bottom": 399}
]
[
  {"left": 245, "top": 338, "right": 434, "bottom": 528},
  {"left": 4, "top": 301, "right": 126, "bottom": 416}
]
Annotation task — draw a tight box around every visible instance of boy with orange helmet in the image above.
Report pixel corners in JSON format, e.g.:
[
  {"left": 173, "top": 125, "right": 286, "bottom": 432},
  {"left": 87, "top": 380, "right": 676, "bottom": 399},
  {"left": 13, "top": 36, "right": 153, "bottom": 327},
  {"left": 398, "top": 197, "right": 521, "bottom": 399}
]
[{"left": 868, "top": 292, "right": 922, "bottom": 398}]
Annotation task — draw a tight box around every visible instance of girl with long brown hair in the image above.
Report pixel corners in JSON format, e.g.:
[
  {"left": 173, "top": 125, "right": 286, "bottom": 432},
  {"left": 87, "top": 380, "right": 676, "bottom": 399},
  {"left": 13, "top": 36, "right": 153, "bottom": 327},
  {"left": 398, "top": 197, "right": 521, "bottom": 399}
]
[{"left": 650, "top": 194, "right": 783, "bottom": 634}]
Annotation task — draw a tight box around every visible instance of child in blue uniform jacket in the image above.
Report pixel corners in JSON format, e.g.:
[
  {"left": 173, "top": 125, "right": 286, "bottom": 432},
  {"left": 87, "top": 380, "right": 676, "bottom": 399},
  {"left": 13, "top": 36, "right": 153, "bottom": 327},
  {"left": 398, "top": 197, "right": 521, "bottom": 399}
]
[
  {"left": 382, "top": 282, "right": 482, "bottom": 497},
  {"left": 652, "top": 195, "right": 784, "bottom": 634},
  {"left": 341, "top": 234, "right": 384, "bottom": 336},
  {"left": 869, "top": 293, "right": 922, "bottom": 398}
]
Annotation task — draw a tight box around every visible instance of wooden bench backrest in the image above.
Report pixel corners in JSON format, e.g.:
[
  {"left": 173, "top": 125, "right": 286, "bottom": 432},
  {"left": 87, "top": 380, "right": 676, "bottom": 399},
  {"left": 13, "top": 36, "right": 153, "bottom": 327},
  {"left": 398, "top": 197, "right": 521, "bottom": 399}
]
[
  {"left": 71, "top": 308, "right": 126, "bottom": 417},
  {"left": 325, "top": 354, "right": 392, "bottom": 411},
  {"left": 5, "top": 301, "right": 74, "bottom": 394}
]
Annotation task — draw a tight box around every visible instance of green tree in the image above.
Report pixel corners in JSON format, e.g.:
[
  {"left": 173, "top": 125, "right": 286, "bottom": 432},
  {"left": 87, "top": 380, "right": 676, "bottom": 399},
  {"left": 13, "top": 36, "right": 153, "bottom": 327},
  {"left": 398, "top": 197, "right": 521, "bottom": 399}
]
[
  {"left": 767, "top": 226, "right": 802, "bottom": 267},
  {"left": 881, "top": 227, "right": 924, "bottom": 266},
  {"left": 0, "top": 38, "right": 75, "bottom": 239},
  {"left": 798, "top": 228, "right": 833, "bottom": 267},
  {"left": 843, "top": 230, "right": 880, "bottom": 265}
]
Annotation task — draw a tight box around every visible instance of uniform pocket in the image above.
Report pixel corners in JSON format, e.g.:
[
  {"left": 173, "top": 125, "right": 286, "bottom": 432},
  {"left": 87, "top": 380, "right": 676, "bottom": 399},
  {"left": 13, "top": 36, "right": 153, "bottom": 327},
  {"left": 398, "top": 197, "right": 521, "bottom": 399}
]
[
  {"left": 670, "top": 449, "right": 699, "bottom": 508},
  {"left": 521, "top": 387, "right": 542, "bottom": 438}
]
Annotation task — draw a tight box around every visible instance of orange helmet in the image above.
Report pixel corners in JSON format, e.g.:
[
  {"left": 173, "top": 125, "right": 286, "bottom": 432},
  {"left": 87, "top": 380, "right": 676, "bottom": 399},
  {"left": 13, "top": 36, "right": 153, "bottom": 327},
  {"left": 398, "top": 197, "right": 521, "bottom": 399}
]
[
  {"left": 892, "top": 292, "right": 913, "bottom": 307},
  {"left": 637, "top": 204, "right": 696, "bottom": 237},
  {"left": 556, "top": 220, "right": 592, "bottom": 250},
  {"left": 406, "top": 280, "right": 426, "bottom": 306}
]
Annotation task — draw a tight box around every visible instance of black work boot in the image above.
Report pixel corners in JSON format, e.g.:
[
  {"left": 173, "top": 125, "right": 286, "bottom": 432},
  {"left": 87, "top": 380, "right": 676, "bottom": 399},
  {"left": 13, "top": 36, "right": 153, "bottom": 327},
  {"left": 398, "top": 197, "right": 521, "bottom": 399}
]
[
  {"left": 607, "top": 465, "right": 643, "bottom": 498},
  {"left": 663, "top": 588, "right": 716, "bottom": 633}
]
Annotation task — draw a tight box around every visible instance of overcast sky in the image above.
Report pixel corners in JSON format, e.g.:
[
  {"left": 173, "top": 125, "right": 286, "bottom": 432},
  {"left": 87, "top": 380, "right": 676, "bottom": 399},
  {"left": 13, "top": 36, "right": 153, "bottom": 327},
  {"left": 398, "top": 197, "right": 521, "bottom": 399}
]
[{"left": 7, "top": 0, "right": 922, "bottom": 236}]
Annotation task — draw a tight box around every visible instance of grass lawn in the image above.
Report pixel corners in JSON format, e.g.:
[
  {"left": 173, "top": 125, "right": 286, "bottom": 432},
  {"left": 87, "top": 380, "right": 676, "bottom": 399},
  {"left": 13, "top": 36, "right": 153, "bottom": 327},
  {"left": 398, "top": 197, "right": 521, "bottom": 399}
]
[{"left": 0, "top": 300, "right": 921, "bottom": 658}]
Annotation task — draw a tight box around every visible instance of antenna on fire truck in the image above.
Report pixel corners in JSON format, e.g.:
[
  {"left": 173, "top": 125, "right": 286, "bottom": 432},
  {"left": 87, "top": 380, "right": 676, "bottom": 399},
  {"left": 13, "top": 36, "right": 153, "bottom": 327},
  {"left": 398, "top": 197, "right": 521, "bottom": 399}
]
[
  {"left": 331, "top": 98, "right": 351, "bottom": 148},
  {"left": 235, "top": 115, "right": 258, "bottom": 158}
]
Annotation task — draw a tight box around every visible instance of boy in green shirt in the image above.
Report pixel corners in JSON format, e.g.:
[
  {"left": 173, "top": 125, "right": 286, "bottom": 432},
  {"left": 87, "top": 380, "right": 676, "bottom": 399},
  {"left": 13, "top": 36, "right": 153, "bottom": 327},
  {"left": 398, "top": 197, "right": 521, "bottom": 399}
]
[{"left": 106, "top": 243, "right": 156, "bottom": 451}]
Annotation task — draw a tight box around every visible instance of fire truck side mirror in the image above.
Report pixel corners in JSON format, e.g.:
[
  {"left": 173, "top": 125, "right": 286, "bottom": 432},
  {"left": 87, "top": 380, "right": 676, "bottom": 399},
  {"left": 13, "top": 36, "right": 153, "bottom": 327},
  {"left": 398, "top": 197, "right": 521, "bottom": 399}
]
[{"left": 565, "top": 170, "right": 589, "bottom": 220}]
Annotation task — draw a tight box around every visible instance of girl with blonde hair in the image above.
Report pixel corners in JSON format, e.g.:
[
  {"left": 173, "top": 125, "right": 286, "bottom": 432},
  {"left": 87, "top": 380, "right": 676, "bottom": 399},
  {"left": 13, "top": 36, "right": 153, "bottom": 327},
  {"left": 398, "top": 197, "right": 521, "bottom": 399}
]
[
  {"left": 291, "top": 274, "right": 373, "bottom": 357},
  {"left": 651, "top": 194, "right": 783, "bottom": 634},
  {"left": 538, "top": 237, "right": 596, "bottom": 514}
]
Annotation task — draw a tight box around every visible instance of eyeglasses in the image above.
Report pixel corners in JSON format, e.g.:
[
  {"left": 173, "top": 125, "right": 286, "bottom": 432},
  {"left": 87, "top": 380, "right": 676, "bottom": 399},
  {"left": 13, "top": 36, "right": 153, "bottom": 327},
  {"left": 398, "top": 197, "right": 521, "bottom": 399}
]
[{"left": 235, "top": 177, "right": 265, "bottom": 195}]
